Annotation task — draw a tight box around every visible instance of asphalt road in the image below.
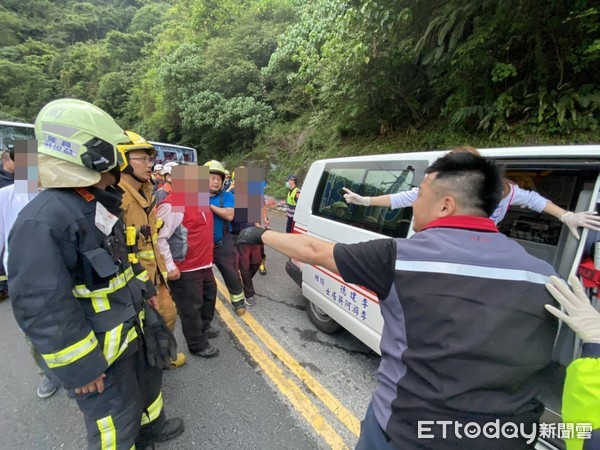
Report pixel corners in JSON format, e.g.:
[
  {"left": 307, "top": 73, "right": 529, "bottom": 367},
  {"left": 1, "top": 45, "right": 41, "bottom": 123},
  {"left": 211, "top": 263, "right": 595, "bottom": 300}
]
[{"left": 0, "top": 210, "right": 380, "bottom": 449}]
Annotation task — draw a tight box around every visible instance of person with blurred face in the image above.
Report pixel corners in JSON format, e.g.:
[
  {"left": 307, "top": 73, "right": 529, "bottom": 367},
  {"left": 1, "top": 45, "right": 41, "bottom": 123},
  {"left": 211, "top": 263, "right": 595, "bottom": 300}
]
[
  {"left": 205, "top": 160, "right": 247, "bottom": 316},
  {"left": 156, "top": 164, "right": 220, "bottom": 358}
]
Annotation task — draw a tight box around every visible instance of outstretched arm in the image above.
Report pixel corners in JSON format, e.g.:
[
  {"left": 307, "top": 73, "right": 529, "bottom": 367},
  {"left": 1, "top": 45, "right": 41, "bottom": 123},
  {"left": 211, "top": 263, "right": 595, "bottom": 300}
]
[{"left": 239, "top": 228, "right": 339, "bottom": 274}]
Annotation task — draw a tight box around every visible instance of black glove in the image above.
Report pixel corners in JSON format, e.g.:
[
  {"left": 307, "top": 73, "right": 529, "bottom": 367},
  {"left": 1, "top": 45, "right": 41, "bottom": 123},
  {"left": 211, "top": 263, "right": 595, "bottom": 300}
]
[
  {"left": 142, "top": 302, "right": 177, "bottom": 370},
  {"left": 237, "top": 226, "right": 266, "bottom": 245}
]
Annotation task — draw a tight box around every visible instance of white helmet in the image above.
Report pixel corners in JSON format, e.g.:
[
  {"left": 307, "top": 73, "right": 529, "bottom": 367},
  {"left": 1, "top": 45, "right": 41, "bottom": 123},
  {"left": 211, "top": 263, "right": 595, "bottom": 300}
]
[
  {"left": 160, "top": 161, "right": 179, "bottom": 175},
  {"left": 153, "top": 163, "right": 164, "bottom": 173}
]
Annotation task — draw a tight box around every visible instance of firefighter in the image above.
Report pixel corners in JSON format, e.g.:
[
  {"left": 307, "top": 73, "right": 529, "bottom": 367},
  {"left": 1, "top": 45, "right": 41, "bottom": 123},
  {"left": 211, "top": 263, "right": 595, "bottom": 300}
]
[
  {"left": 7, "top": 99, "right": 184, "bottom": 449},
  {"left": 116, "top": 131, "right": 186, "bottom": 368},
  {"left": 205, "top": 160, "right": 247, "bottom": 315}
]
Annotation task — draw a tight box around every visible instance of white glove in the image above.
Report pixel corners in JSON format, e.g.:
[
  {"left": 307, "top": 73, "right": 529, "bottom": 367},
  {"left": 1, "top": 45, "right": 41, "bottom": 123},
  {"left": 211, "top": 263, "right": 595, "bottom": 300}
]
[
  {"left": 545, "top": 275, "right": 600, "bottom": 344},
  {"left": 342, "top": 187, "right": 370, "bottom": 206},
  {"left": 559, "top": 211, "right": 600, "bottom": 240}
]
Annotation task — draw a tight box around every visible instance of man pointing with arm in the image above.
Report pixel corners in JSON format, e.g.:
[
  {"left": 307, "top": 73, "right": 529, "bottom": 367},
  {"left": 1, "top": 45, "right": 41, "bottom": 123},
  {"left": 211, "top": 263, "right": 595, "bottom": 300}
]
[{"left": 238, "top": 151, "right": 558, "bottom": 449}]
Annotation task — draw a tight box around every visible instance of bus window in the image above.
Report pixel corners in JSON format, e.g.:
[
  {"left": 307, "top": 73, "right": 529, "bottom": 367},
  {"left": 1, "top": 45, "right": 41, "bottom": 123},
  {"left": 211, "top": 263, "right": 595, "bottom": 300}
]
[{"left": 149, "top": 141, "right": 198, "bottom": 165}]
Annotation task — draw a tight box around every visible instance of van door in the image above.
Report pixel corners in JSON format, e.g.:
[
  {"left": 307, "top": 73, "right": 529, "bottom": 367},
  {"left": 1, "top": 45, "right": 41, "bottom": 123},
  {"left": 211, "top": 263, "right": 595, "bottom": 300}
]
[
  {"left": 494, "top": 156, "right": 600, "bottom": 450},
  {"left": 299, "top": 158, "right": 430, "bottom": 354}
]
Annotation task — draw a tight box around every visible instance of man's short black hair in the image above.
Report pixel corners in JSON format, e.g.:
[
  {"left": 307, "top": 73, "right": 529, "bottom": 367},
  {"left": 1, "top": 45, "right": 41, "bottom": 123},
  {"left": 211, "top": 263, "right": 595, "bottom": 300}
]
[{"left": 425, "top": 152, "right": 503, "bottom": 216}]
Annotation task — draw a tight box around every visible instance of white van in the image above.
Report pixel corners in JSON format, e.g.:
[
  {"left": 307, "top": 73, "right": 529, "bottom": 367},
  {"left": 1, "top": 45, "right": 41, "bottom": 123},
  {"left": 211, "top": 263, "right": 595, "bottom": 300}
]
[{"left": 285, "top": 145, "right": 600, "bottom": 450}]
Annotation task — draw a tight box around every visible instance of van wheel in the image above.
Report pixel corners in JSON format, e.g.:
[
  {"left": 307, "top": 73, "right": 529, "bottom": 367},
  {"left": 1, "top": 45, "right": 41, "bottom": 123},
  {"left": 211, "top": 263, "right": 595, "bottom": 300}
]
[{"left": 306, "top": 301, "right": 341, "bottom": 334}]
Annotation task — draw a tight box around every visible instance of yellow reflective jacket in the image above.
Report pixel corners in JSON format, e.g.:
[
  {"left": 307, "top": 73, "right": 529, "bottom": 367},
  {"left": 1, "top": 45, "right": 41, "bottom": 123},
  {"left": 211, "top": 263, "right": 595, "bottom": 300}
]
[
  {"left": 119, "top": 179, "right": 168, "bottom": 285},
  {"left": 562, "top": 343, "right": 600, "bottom": 450}
]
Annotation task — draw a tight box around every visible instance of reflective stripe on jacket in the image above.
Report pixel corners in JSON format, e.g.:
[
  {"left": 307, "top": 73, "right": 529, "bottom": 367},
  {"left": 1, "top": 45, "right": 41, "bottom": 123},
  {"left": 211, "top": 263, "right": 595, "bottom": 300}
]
[
  {"left": 8, "top": 187, "right": 155, "bottom": 389},
  {"left": 119, "top": 179, "right": 168, "bottom": 286}
]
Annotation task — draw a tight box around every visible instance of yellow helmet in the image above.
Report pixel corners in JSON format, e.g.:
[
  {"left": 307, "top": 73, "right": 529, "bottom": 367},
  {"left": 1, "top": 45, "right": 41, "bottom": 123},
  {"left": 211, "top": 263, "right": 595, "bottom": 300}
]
[
  {"left": 117, "top": 131, "right": 156, "bottom": 172},
  {"left": 35, "top": 98, "right": 130, "bottom": 188},
  {"left": 203, "top": 160, "right": 226, "bottom": 179}
]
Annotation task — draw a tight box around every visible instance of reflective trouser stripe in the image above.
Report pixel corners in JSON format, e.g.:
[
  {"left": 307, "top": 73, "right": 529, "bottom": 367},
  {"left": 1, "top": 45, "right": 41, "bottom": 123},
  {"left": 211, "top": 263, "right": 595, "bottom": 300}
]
[
  {"left": 137, "top": 251, "right": 155, "bottom": 260},
  {"left": 73, "top": 267, "right": 135, "bottom": 312},
  {"left": 0, "top": 275, "right": 7, "bottom": 282},
  {"left": 136, "top": 270, "right": 149, "bottom": 282},
  {"left": 97, "top": 416, "right": 117, "bottom": 450},
  {"left": 42, "top": 331, "right": 98, "bottom": 368},
  {"left": 141, "top": 392, "right": 163, "bottom": 425},
  {"left": 231, "top": 292, "right": 245, "bottom": 303}
]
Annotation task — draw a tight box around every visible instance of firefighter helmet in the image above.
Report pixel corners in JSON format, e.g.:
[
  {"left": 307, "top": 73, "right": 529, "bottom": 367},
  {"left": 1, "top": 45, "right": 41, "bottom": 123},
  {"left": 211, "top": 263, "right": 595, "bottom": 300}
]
[
  {"left": 203, "top": 160, "right": 226, "bottom": 179},
  {"left": 117, "top": 131, "right": 156, "bottom": 172},
  {"left": 34, "top": 98, "right": 130, "bottom": 187}
]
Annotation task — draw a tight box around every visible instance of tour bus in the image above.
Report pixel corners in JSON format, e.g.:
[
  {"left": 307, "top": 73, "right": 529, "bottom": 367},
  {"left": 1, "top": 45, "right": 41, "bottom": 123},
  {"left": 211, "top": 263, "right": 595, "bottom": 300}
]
[
  {"left": 0, "top": 120, "right": 198, "bottom": 165},
  {"left": 149, "top": 141, "right": 197, "bottom": 165},
  {"left": 285, "top": 145, "right": 600, "bottom": 450}
]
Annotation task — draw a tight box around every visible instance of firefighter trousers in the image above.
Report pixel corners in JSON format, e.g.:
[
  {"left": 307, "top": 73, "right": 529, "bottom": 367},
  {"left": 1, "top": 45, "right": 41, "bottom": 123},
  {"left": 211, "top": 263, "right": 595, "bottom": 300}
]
[{"left": 70, "top": 344, "right": 164, "bottom": 450}]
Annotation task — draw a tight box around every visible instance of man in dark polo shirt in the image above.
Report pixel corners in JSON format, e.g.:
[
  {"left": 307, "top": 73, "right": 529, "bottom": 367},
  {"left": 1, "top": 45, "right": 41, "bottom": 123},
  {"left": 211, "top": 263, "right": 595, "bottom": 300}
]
[{"left": 237, "top": 152, "right": 558, "bottom": 449}]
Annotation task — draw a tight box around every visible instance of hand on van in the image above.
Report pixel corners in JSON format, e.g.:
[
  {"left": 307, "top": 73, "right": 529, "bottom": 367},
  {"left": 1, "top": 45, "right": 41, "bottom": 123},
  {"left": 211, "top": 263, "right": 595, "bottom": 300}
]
[
  {"left": 342, "top": 187, "right": 371, "bottom": 206},
  {"left": 237, "top": 227, "right": 266, "bottom": 245},
  {"left": 545, "top": 275, "right": 600, "bottom": 344},
  {"left": 559, "top": 211, "right": 600, "bottom": 240}
]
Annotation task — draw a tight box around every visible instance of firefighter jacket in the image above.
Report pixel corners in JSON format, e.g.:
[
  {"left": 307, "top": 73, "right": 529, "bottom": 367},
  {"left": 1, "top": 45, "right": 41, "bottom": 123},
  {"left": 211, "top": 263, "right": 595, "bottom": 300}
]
[
  {"left": 119, "top": 179, "right": 168, "bottom": 285},
  {"left": 7, "top": 187, "right": 156, "bottom": 390}
]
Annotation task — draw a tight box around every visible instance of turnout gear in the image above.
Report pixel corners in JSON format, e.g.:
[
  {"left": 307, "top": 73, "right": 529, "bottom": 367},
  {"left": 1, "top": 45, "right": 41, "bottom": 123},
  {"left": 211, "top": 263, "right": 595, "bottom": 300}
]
[
  {"left": 35, "top": 99, "right": 130, "bottom": 188},
  {"left": 7, "top": 185, "right": 184, "bottom": 449},
  {"left": 9, "top": 187, "right": 155, "bottom": 388},
  {"left": 142, "top": 303, "right": 177, "bottom": 370},
  {"left": 119, "top": 176, "right": 178, "bottom": 331}
]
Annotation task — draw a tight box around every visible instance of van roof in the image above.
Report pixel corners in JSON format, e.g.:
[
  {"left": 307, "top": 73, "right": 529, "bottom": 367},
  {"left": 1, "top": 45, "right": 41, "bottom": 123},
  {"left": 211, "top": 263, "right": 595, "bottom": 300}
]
[{"left": 316, "top": 145, "right": 600, "bottom": 164}]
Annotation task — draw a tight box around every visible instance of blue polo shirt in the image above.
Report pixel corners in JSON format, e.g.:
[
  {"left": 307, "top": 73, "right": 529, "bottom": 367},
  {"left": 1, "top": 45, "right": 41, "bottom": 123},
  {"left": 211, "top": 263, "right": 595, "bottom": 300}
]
[{"left": 209, "top": 190, "right": 234, "bottom": 244}]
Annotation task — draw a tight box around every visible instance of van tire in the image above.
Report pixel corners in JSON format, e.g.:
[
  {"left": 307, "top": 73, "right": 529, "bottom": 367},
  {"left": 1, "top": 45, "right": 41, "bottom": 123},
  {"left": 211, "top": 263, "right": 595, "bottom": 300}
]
[{"left": 306, "top": 300, "right": 341, "bottom": 334}]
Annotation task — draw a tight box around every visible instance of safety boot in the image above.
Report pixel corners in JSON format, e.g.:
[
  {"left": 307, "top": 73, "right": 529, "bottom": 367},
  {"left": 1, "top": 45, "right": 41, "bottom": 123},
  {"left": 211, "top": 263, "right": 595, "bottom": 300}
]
[
  {"left": 136, "top": 417, "right": 184, "bottom": 448},
  {"left": 169, "top": 352, "right": 186, "bottom": 369},
  {"left": 232, "top": 300, "right": 246, "bottom": 316}
]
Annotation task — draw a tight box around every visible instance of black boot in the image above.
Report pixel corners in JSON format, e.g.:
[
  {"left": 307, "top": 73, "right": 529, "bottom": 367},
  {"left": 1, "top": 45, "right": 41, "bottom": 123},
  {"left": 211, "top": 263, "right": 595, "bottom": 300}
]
[{"left": 136, "top": 417, "right": 185, "bottom": 448}]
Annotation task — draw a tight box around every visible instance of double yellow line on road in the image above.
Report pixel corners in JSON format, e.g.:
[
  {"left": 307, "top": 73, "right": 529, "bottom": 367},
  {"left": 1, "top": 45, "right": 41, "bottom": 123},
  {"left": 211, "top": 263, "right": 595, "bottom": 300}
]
[{"left": 215, "top": 278, "right": 360, "bottom": 450}]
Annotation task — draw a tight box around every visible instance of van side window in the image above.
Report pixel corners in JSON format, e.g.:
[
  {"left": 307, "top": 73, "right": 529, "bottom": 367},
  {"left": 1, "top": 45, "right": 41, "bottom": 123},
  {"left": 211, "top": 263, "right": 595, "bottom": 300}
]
[{"left": 313, "top": 166, "right": 416, "bottom": 238}]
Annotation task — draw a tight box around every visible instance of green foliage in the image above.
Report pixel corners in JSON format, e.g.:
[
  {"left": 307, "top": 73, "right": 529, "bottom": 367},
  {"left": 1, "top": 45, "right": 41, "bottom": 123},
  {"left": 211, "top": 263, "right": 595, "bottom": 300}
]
[{"left": 0, "top": 0, "right": 598, "bottom": 179}]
